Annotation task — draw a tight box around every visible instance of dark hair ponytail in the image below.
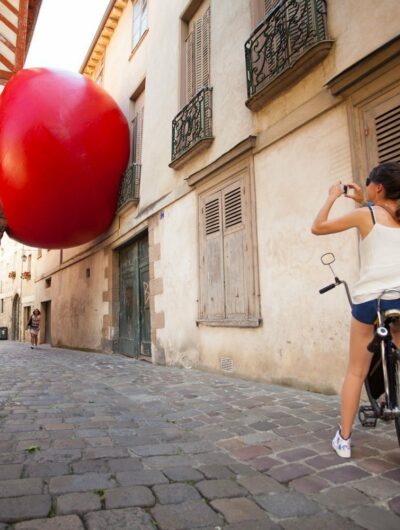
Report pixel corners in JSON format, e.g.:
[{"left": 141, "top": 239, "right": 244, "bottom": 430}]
[{"left": 368, "top": 162, "right": 400, "bottom": 222}]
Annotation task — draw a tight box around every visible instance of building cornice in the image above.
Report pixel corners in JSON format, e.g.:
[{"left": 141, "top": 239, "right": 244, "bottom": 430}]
[
  {"left": 326, "top": 33, "right": 400, "bottom": 96},
  {"left": 80, "top": 0, "right": 128, "bottom": 77}
]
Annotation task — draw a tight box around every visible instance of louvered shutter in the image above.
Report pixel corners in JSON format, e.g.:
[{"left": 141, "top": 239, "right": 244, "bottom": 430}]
[
  {"left": 201, "top": 192, "right": 225, "bottom": 319},
  {"left": 136, "top": 107, "right": 144, "bottom": 164},
  {"left": 364, "top": 93, "right": 400, "bottom": 167},
  {"left": 264, "top": 0, "right": 277, "bottom": 14},
  {"left": 131, "top": 115, "right": 138, "bottom": 163},
  {"left": 194, "top": 18, "right": 203, "bottom": 94},
  {"left": 374, "top": 101, "right": 400, "bottom": 164},
  {"left": 202, "top": 8, "right": 211, "bottom": 88},
  {"left": 222, "top": 181, "right": 247, "bottom": 319},
  {"left": 286, "top": 0, "right": 303, "bottom": 61},
  {"left": 185, "top": 31, "right": 195, "bottom": 102}
]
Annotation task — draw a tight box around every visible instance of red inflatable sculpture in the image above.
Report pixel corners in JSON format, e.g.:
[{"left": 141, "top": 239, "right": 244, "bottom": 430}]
[{"left": 0, "top": 68, "right": 130, "bottom": 248}]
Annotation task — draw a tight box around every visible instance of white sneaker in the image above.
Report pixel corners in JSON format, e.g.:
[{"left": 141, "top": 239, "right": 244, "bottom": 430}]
[{"left": 332, "top": 429, "right": 351, "bottom": 458}]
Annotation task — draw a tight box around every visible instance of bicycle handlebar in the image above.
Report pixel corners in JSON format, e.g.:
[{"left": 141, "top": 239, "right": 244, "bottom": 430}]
[{"left": 319, "top": 283, "right": 337, "bottom": 294}]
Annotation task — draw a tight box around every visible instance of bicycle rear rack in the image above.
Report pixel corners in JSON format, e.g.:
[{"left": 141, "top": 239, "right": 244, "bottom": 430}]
[{"left": 358, "top": 405, "right": 378, "bottom": 427}]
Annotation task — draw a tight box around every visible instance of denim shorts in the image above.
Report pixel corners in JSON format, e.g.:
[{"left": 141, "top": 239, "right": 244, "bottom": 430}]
[{"left": 352, "top": 298, "right": 400, "bottom": 325}]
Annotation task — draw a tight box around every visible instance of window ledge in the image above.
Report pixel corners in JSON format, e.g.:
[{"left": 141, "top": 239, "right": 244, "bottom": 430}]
[
  {"left": 197, "top": 318, "right": 262, "bottom": 328},
  {"left": 129, "top": 28, "right": 149, "bottom": 61},
  {"left": 169, "top": 137, "right": 214, "bottom": 170},
  {"left": 246, "top": 40, "right": 334, "bottom": 112}
]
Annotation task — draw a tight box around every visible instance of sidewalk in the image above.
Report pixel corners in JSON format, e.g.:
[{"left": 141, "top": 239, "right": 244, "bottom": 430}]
[{"left": 0, "top": 341, "right": 399, "bottom": 529}]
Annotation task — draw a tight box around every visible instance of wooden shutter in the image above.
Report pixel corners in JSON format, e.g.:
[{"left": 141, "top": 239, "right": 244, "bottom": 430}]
[
  {"left": 186, "top": 6, "right": 211, "bottom": 102},
  {"left": 194, "top": 18, "right": 203, "bottom": 94},
  {"left": 202, "top": 8, "right": 211, "bottom": 88},
  {"left": 185, "top": 31, "right": 195, "bottom": 102},
  {"left": 286, "top": 0, "right": 304, "bottom": 60},
  {"left": 222, "top": 182, "right": 247, "bottom": 319},
  {"left": 131, "top": 116, "right": 138, "bottom": 163},
  {"left": 201, "top": 192, "right": 225, "bottom": 319},
  {"left": 364, "top": 93, "right": 400, "bottom": 168},
  {"left": 264, "top": 0, "right": 278, "bottom": 15}
]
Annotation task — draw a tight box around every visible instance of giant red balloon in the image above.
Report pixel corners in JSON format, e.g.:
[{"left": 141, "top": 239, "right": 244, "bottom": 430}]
[{"left": 0, "top": 68, "right": 130, "bottom": 248}]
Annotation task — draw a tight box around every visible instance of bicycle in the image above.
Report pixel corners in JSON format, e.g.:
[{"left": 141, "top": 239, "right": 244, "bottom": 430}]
[{"left": 319, "top": 252, "right": 400, "bottom": 446}]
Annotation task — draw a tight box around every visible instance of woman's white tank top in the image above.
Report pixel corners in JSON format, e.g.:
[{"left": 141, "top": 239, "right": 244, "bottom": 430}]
[{"left": 352, "top": 206, "right": 400, "bottom": 303}]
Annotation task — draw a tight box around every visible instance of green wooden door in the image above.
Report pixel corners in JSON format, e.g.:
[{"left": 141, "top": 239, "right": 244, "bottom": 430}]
[
  {"left": 119, "top": 234, "right": 150, "bottom": 357},
  {"left": 138, "top": 238, "right": 151, "bottom": 356}
]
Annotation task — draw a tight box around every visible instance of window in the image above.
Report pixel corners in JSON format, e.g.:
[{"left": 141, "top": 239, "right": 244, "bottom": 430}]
[
  {"left": 185, "top": 4, "right": 210, "bottom": 103},
  {"left": 362, "top": 92, "right": 400, "bottom": 169},
  {"left": 198, "top": 167, "right": 260, "bottom": 325},
  {"left": 130, "top": 90, "right": 145, "bottom": 165},
  {"left": 132, "top": 0, "right": 148, "bottom": 49},
  {"left": 24, "top": 306, "right": 31, "bottom": 329}
]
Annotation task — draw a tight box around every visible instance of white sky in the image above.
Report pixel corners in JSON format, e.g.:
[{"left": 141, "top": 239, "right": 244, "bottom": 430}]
[{"left": 25, "top": 0, "right": 110, "bottom": 72}]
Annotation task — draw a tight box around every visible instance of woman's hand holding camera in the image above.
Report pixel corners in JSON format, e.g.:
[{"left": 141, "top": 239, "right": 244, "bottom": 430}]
[{"left": 329, "top": 181, "right": 365, "bottom": 204}]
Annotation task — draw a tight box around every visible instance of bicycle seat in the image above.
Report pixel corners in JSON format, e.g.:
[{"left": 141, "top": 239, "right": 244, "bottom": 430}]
[{"left": 384, "top": 309, "right": 400, "bottom": 321}]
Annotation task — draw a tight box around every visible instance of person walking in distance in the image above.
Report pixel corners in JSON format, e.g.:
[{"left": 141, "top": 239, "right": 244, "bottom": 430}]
[
  {"left": 27, "top": 308, "right": 41, "bottom": 349},
  {"left": 311, "top": 162, "right": 400, "bottom": 458}
]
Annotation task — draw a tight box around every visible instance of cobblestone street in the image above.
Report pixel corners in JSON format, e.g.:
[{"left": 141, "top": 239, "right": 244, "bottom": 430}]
[{"left": 0, "top": 342, "right": 399, "bottom": 529}]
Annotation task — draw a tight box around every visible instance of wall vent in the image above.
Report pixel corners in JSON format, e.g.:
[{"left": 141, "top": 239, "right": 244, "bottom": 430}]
[{"left": 220, "top": 357, "right": 233, "bottom": 372}]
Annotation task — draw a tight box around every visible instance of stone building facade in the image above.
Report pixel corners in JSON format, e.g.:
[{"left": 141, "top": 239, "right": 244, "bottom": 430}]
[{"left": 1, "top": 0, "right": 399, "bottom": 394}]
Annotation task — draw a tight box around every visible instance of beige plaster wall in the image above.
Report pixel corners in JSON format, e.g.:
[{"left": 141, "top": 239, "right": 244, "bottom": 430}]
[
  {"left": 158, "top": 104, "right": 359, "bottom": 394},
  {"left": 49, "top": 252, "right": 107, "bottom": 350},
  {"left": 154, "top": 192, "right": 200, "bottom": 367},
  {"left": 327, "top": 0, "right": 400, "bottom": 76}
]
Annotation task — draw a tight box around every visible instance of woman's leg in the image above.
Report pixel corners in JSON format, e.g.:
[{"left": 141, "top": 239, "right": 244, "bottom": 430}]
[
  {"left": 340, "top": 317, "right": 374, "bottom": 439},
  {"left": 30, "top": 332, "right": 34, "bottom": 346}
]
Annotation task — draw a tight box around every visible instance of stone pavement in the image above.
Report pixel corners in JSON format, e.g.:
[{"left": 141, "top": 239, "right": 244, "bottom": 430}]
[{"left": 0, "top": 342, "right": 399, "bottom": 530}]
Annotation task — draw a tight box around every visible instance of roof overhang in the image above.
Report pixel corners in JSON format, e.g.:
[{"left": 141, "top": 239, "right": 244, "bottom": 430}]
[
  {"left": 80, "top": 0, "right": 128, "bottom": 77},
  {"left": 0, "top": 0, "right": 42, "bottom": 84}
]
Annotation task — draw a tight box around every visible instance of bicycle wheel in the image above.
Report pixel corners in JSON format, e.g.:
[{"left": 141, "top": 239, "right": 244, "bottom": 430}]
[
  {"left": 364, "top": 350, "right": 384, "bottom": 416},
  {"left": 386, "top": 341, "right": 400, "bottom": 446}
]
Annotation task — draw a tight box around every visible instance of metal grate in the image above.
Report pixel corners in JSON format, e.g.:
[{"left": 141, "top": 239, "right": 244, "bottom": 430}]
[
  {"left": 245, "top": 0, "right": 330, "bottom": 99},
  {"left": 220, "top": 357, "right": 234, "bottom": 372},
  {"left": 118, "top": 163, "right": 141, "bottom": 210},
  {"left": 375, "top": 105, "right": 400, "bottom": 163},
  {"left": 171, "top": 87, "right": 213, "bottom": 162}
]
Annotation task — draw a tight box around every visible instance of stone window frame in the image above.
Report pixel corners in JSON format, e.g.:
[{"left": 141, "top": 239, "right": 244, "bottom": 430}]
[{"left": 188, "top": 136, "right": 261, "bottom": 327}]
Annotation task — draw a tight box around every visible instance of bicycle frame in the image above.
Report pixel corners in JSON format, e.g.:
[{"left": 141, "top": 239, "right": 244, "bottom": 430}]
[
  {"left": 376, "top": 289, "right": 400, "bottom": 418},
  {"left": 319, "top": 253, "right": 400, "bottom": 428}
]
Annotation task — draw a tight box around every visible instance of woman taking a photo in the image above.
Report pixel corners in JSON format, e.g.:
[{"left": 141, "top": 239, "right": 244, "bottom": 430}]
[{"left": 312, "top": 161, "right": 400, "bottom": 458}]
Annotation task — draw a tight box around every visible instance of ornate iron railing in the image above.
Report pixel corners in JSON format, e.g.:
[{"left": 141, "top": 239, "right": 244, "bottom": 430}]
[
  {"left": 245, "top": 0, "right": 329, "bottom": 99},
  {"left": 171, "top": 87, "right": 213, "bottom": 163},
  {"left": 117, "top": 163, "right": 141, "bottom": 210}
]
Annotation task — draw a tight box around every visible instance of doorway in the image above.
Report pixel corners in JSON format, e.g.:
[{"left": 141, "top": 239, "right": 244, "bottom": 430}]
[
  {"left": 11, "top": 294, "right": 20, "bottom": 340},
  {"left": 118, "top": 233, "right": 151, "bottom": 358},
  {"left": 41, "top": 301, "right": 52, "bottom": 344}
]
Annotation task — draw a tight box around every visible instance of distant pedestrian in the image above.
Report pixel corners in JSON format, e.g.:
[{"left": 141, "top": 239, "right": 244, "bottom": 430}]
[{"left": 27, "top": 309, "right": 41, "bottom": 349}]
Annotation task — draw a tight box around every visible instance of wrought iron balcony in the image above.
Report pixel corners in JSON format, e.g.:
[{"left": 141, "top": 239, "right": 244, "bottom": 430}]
[
  {"left": 170, "top": 87, "right": 213, "bottom": 169},
  {"left": 245, "top": 0, "right": 333, "bottom": 110},
  {"left": 117, "top": 163, "right": 141, "bottom": 211}
]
